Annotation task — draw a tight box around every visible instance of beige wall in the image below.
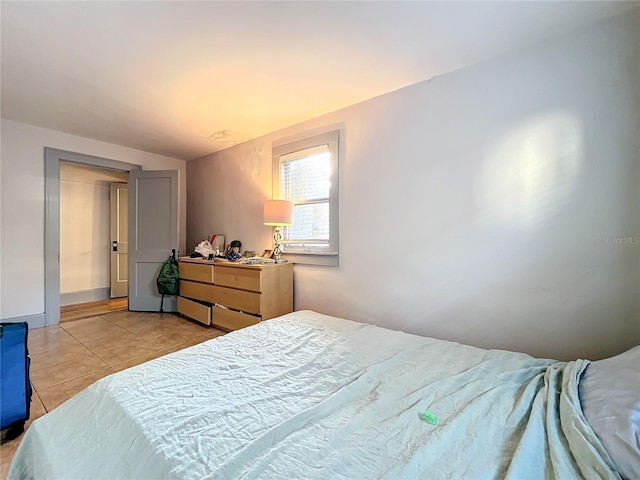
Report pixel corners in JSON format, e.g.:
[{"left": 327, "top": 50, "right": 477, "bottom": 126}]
[
  {"left": 0, "top": 120, "right": 187, "bottom": 319},
  {"left": 186, "top": 12, "right": 640, "bottom": 361},
  {"left": 59, "top": 162, "right": 128, "bottom": 298}
]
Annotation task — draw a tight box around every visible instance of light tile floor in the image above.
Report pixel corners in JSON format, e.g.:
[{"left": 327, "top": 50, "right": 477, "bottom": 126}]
[{"left": 0, "top": 311, "right": 225, "bottom": 478}]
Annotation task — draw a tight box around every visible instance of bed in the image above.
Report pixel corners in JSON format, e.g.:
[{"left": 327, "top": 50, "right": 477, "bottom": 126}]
[{"left": 8, "top": 310, "right": 638, "bottom": 479}]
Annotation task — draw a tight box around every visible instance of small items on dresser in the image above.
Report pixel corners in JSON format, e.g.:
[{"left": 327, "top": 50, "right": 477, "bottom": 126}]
[{"left": 224, "top": 240, "right": 242, "bottom": 261}]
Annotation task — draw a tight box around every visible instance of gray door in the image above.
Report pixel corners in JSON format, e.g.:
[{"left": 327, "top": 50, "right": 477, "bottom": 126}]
[{"left": 128, "top": 170, "right": 179, "bottom": 311}]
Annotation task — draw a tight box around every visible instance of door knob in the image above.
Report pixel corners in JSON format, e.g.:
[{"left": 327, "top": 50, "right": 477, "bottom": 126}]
[{"left": 112, "top": 241, "right": 118, "bottom": 252}]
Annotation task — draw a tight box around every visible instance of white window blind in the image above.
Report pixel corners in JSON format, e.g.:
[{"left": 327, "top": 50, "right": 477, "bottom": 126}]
[
  {"left": 272, "top": 129, "right": 340, "bottom": 266},
  {"left": 280, "top": 145, "right": 330, "bottom": 245}
]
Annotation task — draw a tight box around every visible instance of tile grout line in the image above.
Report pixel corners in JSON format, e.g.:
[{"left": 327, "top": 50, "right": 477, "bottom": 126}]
[
  {"left": 30, "top": 361, "right": 114, "bottom": 393},
  {"left": 65, "top": 316, "right": 172, "bottom": 369},
  {"left": 62, "top": 314, "right": 147, "bottom": 362},
  {"left": 31, "top": 314, "right": 222, "bottom": 393},
  {"left": 44, "top": 318, "right": 119, "bottom": 387},
  {"left": 65, "top": 330, "right": 121, "bottom": 372},
  {"left": 103, "top": 312, "right": 216, "bottom": 352},
  {"left": 35, "top": 369, "right": 115, "bottom": 413},
  {"left": 28, "top": 326, "right": 80, "bottom": 357},
  {"left": 32, "top": 388, "right": 48, "bottom": 414}
]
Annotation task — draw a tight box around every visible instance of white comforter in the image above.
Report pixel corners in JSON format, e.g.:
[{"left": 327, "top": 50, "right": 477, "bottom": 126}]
[{"left": 9, "top": 310, "right": 618, "bottom": 479}]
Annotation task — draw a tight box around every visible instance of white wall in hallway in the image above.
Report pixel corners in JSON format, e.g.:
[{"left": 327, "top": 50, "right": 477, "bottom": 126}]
[{"left": 59, "top": 162, "right": 128, "bottom": 298}]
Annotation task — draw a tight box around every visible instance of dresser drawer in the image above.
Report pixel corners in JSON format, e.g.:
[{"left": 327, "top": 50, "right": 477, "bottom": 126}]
[
  {"left": 179, "top": 262, "right": 215, "bottom": 284},
  {"left": 180, "top": 280, "right": 215, "bottom": 303},
  {"left": 212, "top": 285, "right": 260, "bottom": 314},
  {"left": 177, "top": 296, "right": 212, "bottom": 326},
  {"left": 213, "top": 306, "right": 259, "bottom": 331},
  {"left": 215, "top": 266, "right": 261, "bottom": 292}
]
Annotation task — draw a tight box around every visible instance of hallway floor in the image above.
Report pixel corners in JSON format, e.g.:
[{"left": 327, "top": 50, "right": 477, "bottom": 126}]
[
  {"left": 0, "top": 311, "right": 226, "bottom": 478},
  {"left": 60, "top": 297, "right": 128, "bottom": 322}
]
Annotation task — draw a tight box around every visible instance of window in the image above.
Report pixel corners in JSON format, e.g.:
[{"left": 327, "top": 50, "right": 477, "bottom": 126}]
[{"left": 272, "top": 130, "right": 339, "bottom": 266}]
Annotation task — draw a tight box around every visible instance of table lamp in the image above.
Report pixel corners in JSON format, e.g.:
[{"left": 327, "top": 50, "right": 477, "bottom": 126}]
[{"left": 263, "top": 200, "right": 293, "bottom": 263}]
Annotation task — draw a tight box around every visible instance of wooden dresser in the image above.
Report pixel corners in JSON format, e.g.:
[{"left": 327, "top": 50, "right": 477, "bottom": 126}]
[{"left": 177, "top": 257, "right": 293, "bottom": 331}]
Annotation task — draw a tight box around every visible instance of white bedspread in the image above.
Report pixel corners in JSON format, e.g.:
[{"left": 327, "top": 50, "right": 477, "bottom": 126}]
[{"left": 9, "top": 310, "right": 619, "bottom": 479}]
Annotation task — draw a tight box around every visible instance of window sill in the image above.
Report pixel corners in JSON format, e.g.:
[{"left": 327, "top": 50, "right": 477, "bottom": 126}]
[{"left": 281, "top": 252, "right": 339, "bottom": 267}]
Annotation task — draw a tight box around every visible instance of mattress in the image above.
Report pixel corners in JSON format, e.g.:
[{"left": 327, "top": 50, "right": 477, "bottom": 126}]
[{"left": 9, "top": 310, "right": 619, "bottom": 479}]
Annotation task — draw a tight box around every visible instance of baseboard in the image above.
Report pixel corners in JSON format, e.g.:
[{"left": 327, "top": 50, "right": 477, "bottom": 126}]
[
  {"left": 0, "top": 313, "right": 46, "bottom": 329},
  {"left": 61, "top": 287, "right": 110, "bottom": 306},
  {"left": 60, "top": 299, "right": 109, "bottom": 314}
]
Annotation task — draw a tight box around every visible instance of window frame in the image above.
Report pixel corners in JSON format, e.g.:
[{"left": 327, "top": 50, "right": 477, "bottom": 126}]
[{"left": 272, "top": 129, "right": 339, "bottom": 266}]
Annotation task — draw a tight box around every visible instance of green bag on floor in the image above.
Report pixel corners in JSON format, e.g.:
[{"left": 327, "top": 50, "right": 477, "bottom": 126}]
[{"left": 157, "top": 249, "right": 179, "bottom": 312}]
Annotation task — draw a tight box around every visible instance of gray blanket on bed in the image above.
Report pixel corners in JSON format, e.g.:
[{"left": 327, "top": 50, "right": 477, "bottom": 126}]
[{"left": 9, "top": 310, "right": 619, "bottom": 479}]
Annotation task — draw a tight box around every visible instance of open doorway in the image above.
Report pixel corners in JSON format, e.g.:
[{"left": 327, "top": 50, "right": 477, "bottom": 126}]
[
  {"left": 58, "top": 162, "right": 129, "bottom": 320},
  {"left": 44, "top": 148, "right": 142, "bottom": 326}
]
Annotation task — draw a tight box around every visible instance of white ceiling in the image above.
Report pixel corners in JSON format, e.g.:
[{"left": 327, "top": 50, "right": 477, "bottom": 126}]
[{"left": 1, "top": 1, "right": 636, "bottom": 160}]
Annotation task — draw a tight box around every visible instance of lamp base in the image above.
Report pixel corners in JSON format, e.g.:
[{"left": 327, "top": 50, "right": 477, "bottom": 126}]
[{"left": 273, "top": 226, "right": 283, "bottom": 262}]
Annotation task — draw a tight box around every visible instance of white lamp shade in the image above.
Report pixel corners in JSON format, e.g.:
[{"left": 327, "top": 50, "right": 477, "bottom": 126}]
[{"left": 263, "top": 200, "right": 293, "bottom": 226}]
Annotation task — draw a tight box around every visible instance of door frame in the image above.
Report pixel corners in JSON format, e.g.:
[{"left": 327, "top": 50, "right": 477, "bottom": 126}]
[{"left": 44, "top": 148, "right": 141, "bottom": 326}]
